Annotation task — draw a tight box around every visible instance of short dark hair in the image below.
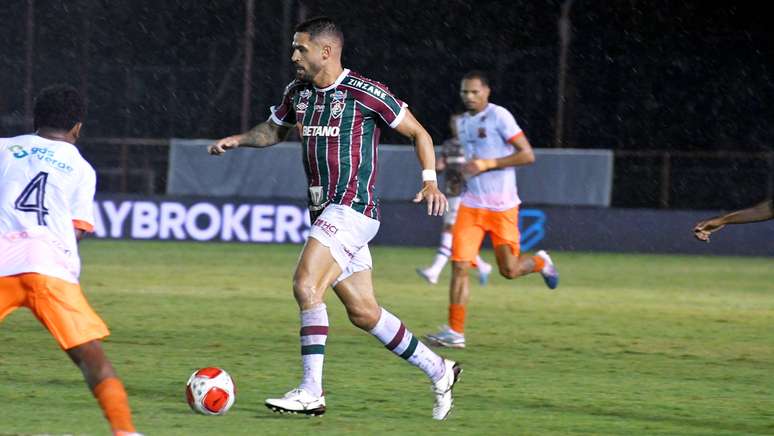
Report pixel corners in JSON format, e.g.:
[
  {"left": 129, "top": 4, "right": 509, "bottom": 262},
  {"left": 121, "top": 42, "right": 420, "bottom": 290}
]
[
  {"left": 462, "top": 70, "right": 490, "bottom": 87},
  {"left": 295, "top": 16, "right": 344, "bottom": 44},
  {"left": 33, "top": 84, "right": 84, "bottom": 131}
]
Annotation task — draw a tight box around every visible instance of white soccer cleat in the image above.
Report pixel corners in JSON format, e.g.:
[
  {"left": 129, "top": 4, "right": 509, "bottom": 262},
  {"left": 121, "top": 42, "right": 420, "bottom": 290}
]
[
  {"left": 432, "top": 359, "right": 463, "bottom": 420},
  {"left": 535, "top": 250, "right": 559, "bottom": 289},
  {"left": 477, "top": 261, "right": 493, "bottom": 286},
  {"left": 112, "top": 432, "right": 144, "bottom": 436},
  {"left": 416, "top": 267, "right": 440, "bottom": 285},
  {"left": 265, "top": 388, "right": 326, "bottom": 416},
  {"left": 425, "top": 325, "right": 465, "bottom": 349}
]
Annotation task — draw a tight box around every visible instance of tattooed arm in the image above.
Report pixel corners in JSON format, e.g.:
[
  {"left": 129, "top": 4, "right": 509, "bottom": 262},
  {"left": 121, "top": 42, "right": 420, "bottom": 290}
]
[{"left": 208, "top": 121, "right": 291, "bottom": 155}]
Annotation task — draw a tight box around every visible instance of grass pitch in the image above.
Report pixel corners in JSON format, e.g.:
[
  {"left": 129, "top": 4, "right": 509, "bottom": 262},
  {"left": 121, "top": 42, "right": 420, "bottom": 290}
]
[{"left": 1, "top": 240, "right": 772, "bottom": 435}]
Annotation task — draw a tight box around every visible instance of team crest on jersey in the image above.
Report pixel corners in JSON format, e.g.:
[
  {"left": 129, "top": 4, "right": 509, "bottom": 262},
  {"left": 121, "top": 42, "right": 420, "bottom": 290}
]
[
  {"left": 330, "top": 90, "right": 346, "bottom": 118},
  {"left": 330, "top": 100, "right": 345, "bottom": 118},
  {"left": 478, "top": 127, "right": 487, "bottom": 138},
  {"left": 300, "top": 89, "right": 312, "bottom": 99}
]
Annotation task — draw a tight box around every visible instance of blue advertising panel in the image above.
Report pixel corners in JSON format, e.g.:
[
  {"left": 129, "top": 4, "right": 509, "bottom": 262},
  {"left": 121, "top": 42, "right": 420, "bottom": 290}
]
[{"left": 91, "top": 194, "right": 773, "bottom": 256}]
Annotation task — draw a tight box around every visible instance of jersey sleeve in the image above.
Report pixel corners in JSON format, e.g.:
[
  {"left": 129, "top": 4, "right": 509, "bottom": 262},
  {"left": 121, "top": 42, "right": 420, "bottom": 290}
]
[
  {"left": 495, "top": 106, "right": 523, "bottom": 143},
  {"left": 70, "top": 165, "right": 96, "bottom": 233},
  {"left": 373, "top": 88, "right": 408, "bottom": 129},
  {"left": 355, "top": 83, "right": 408, "bottom": 129},
  {"left": 269, "top": 81, "right": 298, "bottom": 127}
]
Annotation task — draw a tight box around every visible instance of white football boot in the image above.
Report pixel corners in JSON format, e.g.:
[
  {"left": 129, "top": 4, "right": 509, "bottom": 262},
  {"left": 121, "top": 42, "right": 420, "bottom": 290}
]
[
  {"left": 535, "top": 250, "right": 559, "bottom": 289},
  {"left": 416, "top": 267, "right": 440, "bottom": 285},
  {"left": 432, "top": 359, "right": 463, "bottom": 420},
  {"left": 265, "top": 388, "right": 326, "bottom": 416},
  {"left": 425, "top": 325, "right": 465, "bottom": 349},
  {"left": 477, "top": 261, "right": 493, "bottom": 286}
]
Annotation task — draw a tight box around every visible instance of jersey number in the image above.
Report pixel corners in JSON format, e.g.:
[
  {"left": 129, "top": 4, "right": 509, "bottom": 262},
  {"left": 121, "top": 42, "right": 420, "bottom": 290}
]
[{"left": 14, "top": 171, "right": 50, "bottom": 225}]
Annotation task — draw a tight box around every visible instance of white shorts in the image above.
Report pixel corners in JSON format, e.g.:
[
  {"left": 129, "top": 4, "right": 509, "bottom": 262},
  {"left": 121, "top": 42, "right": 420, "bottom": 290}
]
[
  {"left": 308, "top": 204, "right": 380, "bottom": 285},
  {"left": 443, "top": 196, "right": 462, "bottom": 226}
]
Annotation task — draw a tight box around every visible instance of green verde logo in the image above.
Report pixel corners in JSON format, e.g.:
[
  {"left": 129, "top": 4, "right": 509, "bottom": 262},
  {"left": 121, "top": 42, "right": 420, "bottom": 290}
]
[{"left": 9, "top": 145, "right": 29, "bottom": 158}]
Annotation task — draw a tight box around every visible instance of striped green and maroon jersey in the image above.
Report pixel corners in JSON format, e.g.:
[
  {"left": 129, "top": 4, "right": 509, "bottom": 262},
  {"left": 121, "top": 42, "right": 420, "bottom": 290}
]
[{"left": 269, "top": 68, "right": 407, "bottom": 220}]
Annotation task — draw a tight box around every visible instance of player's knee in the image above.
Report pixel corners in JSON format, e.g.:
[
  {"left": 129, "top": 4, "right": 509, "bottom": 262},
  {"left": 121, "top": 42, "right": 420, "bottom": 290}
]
[
  {"left": 292, "top": 277, "right": 320, "bottom": 307},
  {"left": 499, "top": 264, "right": 519, "bottom": 279},
  {"left": 347, "top": 306, "right": 380, "bottom": 331},
  {"left": 451, "top": 261, "right": 469, "bottom": 277}
]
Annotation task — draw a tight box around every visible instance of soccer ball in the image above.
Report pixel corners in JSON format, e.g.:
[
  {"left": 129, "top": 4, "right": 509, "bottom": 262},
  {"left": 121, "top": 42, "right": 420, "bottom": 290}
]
[{"left": 185, "top": 367, "right": 236, "bottom": 415}]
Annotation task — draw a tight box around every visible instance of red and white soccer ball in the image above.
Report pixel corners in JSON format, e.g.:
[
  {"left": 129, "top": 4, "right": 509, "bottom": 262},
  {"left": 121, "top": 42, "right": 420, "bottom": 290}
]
[{"left": 185, "top": 367, "right": 236, "bottom": 415}]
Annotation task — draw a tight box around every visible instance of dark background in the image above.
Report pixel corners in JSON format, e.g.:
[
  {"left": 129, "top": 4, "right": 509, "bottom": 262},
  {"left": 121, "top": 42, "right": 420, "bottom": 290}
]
[{"left": 1, "top": 1, "right": 772, "bottom": 209}]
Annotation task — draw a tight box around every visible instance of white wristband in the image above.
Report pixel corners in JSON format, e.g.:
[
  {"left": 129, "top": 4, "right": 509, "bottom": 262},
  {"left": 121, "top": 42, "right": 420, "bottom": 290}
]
[{"left": 421, "top": 169, "right": 437, "bottom": 182}]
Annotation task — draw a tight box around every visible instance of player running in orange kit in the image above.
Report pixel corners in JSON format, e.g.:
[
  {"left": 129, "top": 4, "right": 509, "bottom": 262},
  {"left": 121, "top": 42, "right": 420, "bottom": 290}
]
[
  {"left": 416, "top": 121, "right": 493, "bottom": 286},
  {"left": 426, "top": 71, "right": 559, "bottom": 349},
  {"left": 0, "top": 85, "right": 140, "bottom": 436}
]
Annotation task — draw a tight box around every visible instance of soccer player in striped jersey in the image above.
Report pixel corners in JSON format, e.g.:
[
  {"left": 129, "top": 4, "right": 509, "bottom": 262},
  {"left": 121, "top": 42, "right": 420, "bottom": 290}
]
[
  {"left": 208, "top": 17, "right": 461, "bottom": 420},
  {"left": 0, "top": 85, "right": 139, "bottom": 435},
  {"left": 425, "top": 71, "right": 559, "bottom": 349}
]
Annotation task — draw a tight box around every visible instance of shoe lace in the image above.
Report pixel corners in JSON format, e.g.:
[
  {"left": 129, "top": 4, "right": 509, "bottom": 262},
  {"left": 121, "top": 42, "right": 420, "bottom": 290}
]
[{"left": 285, "top": 388, "right": 305, "bottom": 398}]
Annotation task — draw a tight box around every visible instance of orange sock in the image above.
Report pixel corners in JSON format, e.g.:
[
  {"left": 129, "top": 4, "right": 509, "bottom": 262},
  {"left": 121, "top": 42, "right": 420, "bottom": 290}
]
[
  {"left": 93, "top": 377, "right": 135, "bottom": 432},
  {"left": 448, "top": 304, "right": 466, "bottom": 334},
  {"left": 531, "top": 255, "right": 545, "bottom": 273}
]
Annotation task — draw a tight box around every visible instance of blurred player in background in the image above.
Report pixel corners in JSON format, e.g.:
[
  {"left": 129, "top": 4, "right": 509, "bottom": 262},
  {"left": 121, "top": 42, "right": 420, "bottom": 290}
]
[
  {"left": 426, "top": 71, "right": 559, "bottom": 349},
  {"left": 207, "top": 17, "right": 462, "bottom": 420},
  {"left": 416, "top": 117, "right": 493, "bottom": 286},
  {"left": 693, "top": 199, "right": 773, "bottom": 241},
  {"left": 0, "top": 85, "right": 139, "bottom": 436}
]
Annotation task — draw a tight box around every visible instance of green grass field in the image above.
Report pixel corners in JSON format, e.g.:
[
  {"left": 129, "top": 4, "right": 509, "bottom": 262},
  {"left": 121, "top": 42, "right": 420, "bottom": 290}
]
[{"left": 1, "top": 240, "right": 772, "bottom": 435}]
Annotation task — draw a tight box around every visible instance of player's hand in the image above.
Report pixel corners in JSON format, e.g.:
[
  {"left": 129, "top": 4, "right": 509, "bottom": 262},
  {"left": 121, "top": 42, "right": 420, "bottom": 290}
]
[
  {"left": 208, "top": 134, "right": 243, "bottom": 155},
  {"left": 693, "top": 218, "right": 725, "bottom": 242},
  {"left": 462, "top": 159, "right": 496, "bottom": 178},
  {"left": 413, "top": 181, "right": 448, "bottom": 216}
]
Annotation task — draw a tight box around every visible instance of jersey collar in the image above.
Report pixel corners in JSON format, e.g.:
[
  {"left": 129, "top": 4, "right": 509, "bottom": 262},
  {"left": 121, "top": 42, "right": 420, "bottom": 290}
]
[
  {"left": 464, "top": 103, "right": 492, "bottom": 119},
  {"left": 315, "top": 68, "right": 350, "bottom": 92}
]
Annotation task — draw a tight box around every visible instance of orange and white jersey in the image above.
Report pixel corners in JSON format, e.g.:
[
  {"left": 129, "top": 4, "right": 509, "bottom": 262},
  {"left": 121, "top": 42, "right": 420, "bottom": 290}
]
[
  {"left": 455, "top": 103, "right": 523, "bottom": 211},
  {"left": 0, "top": 134, "right": 96, "bottom": 283}
]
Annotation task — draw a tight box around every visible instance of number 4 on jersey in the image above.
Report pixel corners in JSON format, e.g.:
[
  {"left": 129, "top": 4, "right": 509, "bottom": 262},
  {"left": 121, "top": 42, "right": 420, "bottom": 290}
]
[{"left": 14, "top": 171, "right": 50, "bottom": 225}]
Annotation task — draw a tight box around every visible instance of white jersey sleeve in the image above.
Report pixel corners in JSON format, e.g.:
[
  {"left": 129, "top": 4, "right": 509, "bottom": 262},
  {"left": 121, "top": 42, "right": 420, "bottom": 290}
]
[
  {"left": 70, "top": 165, "right": 97, "bottom": 231},
  {"left": 495, "top": 106, "right": 523, "bottom": 143}
]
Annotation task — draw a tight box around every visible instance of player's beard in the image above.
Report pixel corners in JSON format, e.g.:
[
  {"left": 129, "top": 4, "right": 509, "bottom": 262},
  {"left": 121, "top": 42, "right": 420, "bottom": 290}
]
[{"left": 295, "top": 63, "right": 320, "bottom": 83}]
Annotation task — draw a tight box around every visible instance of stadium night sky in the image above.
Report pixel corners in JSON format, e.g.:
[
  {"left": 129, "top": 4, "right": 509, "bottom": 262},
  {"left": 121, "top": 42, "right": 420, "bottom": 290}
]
[{"left": 0, "top": 1, "right": 770, "bottom": 207}]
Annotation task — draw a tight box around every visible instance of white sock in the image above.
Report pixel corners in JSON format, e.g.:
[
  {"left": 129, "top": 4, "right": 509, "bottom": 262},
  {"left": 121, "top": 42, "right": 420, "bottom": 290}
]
[
  {"left": 298, "top": 304, "right": 328, "bottom": 397},
  {"left": 369, "top": 307, "right": 445, "bottom": 382},
  {"left": 428, "top": 232, "right": 453, "bottom": 275}
]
